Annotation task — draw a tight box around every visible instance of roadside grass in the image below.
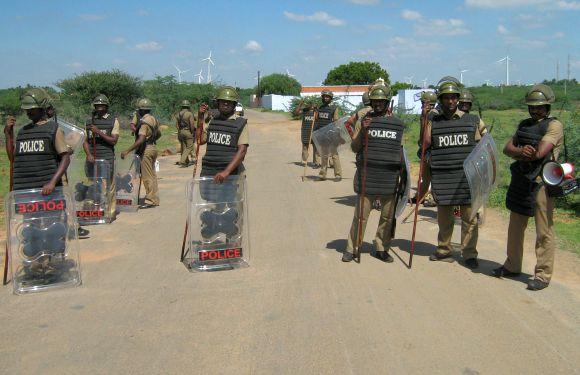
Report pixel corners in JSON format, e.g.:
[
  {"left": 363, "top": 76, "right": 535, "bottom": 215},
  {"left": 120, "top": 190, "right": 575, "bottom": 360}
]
[{"left": 401, "top": 108, "right": 579, "bottom": 255}]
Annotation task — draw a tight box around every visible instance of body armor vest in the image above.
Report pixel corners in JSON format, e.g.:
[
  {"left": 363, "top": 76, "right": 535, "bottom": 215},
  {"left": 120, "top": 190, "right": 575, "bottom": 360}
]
[
  {"left": 178, "top": 110, "right": 191, "bottom": 130},
  {"left": 506, "top": 117, "right": 552, "bottom": 217},
  {"left": 201, "top": 117, "right": 247, "bottom": 177},
  {"left": 13, "top": 121, "right": 62, "bottom": 191},
  {"left": 86, "top": 116, "right": 115, "bottom": 162},
  {"left": 354, "top": 115, "right": 405, "bottom": 196},
  {"left": 430, "top": 113, "right": 478, "bottom": 205},
  {"left": 314, "top": 105, "right": 336, "bottom": 131},
  {"left": 300, "top": 109, "right": 316, "bottom": 144}
]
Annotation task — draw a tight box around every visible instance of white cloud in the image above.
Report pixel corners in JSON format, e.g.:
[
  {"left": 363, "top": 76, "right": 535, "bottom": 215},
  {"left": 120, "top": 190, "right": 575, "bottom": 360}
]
[
  {"left": 553, "top": 31, "right": 565, "bottom": 38},
  {"left": 347, "top": 0, "right": 379, "bottom": 4},
  {"left": 383, "top": 36, "right": 442, "bottom": 60},
  {"left": 79, "top": 14, "right": 106, "bottom": 21},
  {"left": 556, "top": 1, "right": 580, "bottom": 10},
  {"left": 466, "top": 0, "right": 579, "bottom": 9},
  {"left": 415, "top": 18, "right": 469, "bottom": 36},
  {"left": 401, "top": 9, "right": 422, "bottom": 21},
  {"left": 66, "top": 62, "right": 83, "bottom": 69},
  {"left": 244, "top": 40, "right": 263, "bottom": 52},
  {"left": 137, "top": 9, "right": 149, "bottom": 16},
  {"left": 497, "top": 25, "right": 509, "bottom": 34},
  {"left": 134, "top": 41, "right": 162, "bottom": 51},
  {"left": 110, "top": 37, "right": 126, "bottom": 44},
  {"left": 283, "top": 11, "right": 345, "bottom": 27}
]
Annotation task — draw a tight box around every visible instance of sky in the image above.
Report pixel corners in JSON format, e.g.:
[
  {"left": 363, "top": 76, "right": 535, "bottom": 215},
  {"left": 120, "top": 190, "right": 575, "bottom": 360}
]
[{"left": 0, "top": 0, "right": 578, "bottom": 89}]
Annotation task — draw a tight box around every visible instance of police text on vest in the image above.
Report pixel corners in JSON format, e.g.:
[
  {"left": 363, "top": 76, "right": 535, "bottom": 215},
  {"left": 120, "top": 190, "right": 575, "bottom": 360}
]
[
  {"left": 18, "top": 140, "right": 46, "bottom": 153},
  {"left": 437, "top": 134, "right": 469, "bottom": 147},
  {"left": 369, "top": 129, "right": 398, "bottom": 139},
  {"left": 209, "top": 132, "right": 232, "bottom": 146}
]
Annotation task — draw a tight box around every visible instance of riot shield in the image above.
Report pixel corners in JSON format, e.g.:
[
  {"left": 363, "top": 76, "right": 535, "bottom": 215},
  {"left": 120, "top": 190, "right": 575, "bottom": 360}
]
[
  {"left": 57, "top": 119, "right": 86, "bottom": 153},
  {"left": 115, "top": 153, "right": 141, "bottom": 212},
  {"left": 183, "top": 175, "right": 249, "bottom": 272},
  {"left": 463, "top": 134, "right": 499, "bottom": 220},
  {"left": 311, "top": 116, "right": 350, "bottom": 157},
  {"left": 395, "top": 147, "right": 411, "bottom": 218},
  {"left": 5, "top": 186, "right": 81, "bottom": 294},
  {"left": 71, "top": 159, "right": 112, "bottom": 225}
]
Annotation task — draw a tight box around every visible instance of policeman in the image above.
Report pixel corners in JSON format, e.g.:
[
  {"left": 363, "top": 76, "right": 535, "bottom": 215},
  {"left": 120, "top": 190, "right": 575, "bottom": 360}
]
[
  {"left": 4, "top": 88, "right": 71, "bottom": 194},
  {"left": 83, "top": 94, "right": 119, "bottom": 219},
  {"left": 199, "top": 86, "right": 249, "bottom": 182},
  {"left": 412, "top": 90, "right": 439, "bottom": 206},
  {"left": 317, "top": 90, "right": 342, "bottom": 181},
  {"left": 121, "top": 98, "right": 160, "bottom": 208},
  {"left": 422, "top": 79, "right": 487, "bottom": 269},
  {"left": 176, "top": 99, "right": 197, "bottom": 167},
  {"left": 493, "top": 85, "right": 563, "bottom": 291},
  {"left": 458, "top": 89, "right": 474, "bottom": 113},
  {"left": 345, "top": 91, "right": 372, "bottom": 138},
  {"left": 342, "top": 84, "right": 405, "bottom": 263},
  {"left": 294, "top": 100, "right": 319, "bottom": 167}
]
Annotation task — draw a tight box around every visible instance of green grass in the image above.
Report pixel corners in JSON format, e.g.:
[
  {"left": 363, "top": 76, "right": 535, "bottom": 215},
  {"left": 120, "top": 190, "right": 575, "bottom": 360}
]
[{"left": 400, "top": 108, "right": 579, "bottom": 255}]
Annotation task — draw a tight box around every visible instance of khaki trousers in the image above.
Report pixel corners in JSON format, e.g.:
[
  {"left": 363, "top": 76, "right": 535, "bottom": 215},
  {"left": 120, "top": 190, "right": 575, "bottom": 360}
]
[
  {"left": 417, "top": 162, "right": 432, "bottom": 200},
  {"left": 504, "top": 185, "right": 555, "bottom": 282},
  {"left": 108, "top": 170, "right": 117, "bottom": 220},
  {"left": 141, "top": 146, "right": 159, "bottom": 205},
  {"left": 320, "top": 152, "right": 342, "bottom": 178},
  {"left": 301, "top": 143, "right": 321, "bottom": 165},
  {"left": 435, "top": 205, "right": 478, "bottom": 259},
  {"left": 346, "top": 195, "right": 396, "bottom": 254},
  {"left": 178, "top": 128, "right": 195, "bottom": 165}
]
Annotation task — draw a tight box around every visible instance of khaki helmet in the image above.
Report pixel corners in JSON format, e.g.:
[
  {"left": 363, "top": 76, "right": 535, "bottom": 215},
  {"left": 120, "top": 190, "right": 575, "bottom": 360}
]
[
  {"left": 137, "top": 98, "right": 153, "bottom": 110},
  {"left": 362, "top": 91, "right": 370, "bottom": 106},
  {"left": 437, "top": 81, "right": 461, "bottom": 97},
  {"left": 373, "top": 77, "right": 386, "bottom": 87},
  {"left": 20, "top": 88, "right": 51, "bottom": 110},
  {"left": 92, "top": 94, "right": 110, "bottom": 106},
  {"left": 420, "top": 91, "right": 438, "bottom": 104},
  {"left": 525, "top": 84, "right": 555, "bottom": 106},
  {"left": 180, "top": 99, "right": 191, "bottom": 108},
  {"left": 459, "top": 90, "right": 474, "bottom": 103},
  {"left": 216, "top": 86, "right": 240, "bottom": 102},
  {"left": 369, "top": 85, "right": 391, "bottom": 100},
  {"left": 321, "top": 90, "right": 334, "bottom": 99},
  {"left": 437, "top": 76, "right": 461, "bottom": 86}
]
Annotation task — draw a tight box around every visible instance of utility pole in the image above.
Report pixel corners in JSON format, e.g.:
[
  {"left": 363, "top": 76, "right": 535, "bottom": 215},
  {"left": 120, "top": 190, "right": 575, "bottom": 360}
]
[
  {"left": 257, "top": 70, "right": 261, "bottom": 106},
  {"left": 565, "top": 54, "right": 570, "bottom": 96},
  {"left": 556, "top": 59, "right": 560, "bottom": 81}
]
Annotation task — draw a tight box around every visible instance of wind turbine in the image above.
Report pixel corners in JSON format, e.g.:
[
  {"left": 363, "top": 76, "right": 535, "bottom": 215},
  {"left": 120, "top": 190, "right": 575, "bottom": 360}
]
[
  {"left": 286, "top": 68, "right": 295, "bottom": 78},
  {"left": 484, "top": 79, "right": 492, "bottom": 86},
  {"left": 421, "top": 77, "right": 428, "bottom": 89},
  {"left": 173, "top": 64, "right": 190, "bottom": 84},
  {"left": 460, "top": 69, "right": 468, "bottom": 84},
  {"left": 497, "top": 55, "right": 510, "bottom": 86},
  {"left": 404, "top": 75, "right": 414, "bottom": 86},
  {"left": 201, "top": 51, "right": 214, "bottom": 83},
  {"left": 194, "top": 69, "right": 204, "bottom": 84}
]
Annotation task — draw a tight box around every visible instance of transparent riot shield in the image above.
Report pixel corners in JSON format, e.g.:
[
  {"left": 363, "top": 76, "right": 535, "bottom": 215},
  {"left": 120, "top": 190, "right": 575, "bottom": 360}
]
[
  {"left": 311, "top": 116, "right": 351, "bottom": 157},
  {"left": 5, "top": 187, "right": 81, "bottom": 294},
  {"left": 463, "top": 134, "right": 499, "bottom": 220},
  {"left": 72, "top": 159, "right": 112, "bottom": 225},
  {"left": 395, "top": 147, "right": 411, "bottom": 218},
  {"left": 115, "top": 153, "right": 141, "bottom": 212},
  {"left": 183, "top": 175, "right": 249, "bottom": 272},
  {"left": 57, "top": 119, "right": 86, "bottom": 153}
]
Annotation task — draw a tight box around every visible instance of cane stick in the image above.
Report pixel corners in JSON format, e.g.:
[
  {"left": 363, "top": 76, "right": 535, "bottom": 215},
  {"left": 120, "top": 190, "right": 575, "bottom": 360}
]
[
  {"left": 409, "top": 110, "right": 429, "bottom": 269},
  {"left": 180, "top": 107, "right": 205, "bottom": 262},
  {"left": 3, "top": 116, "right": 15, "bottom": 285},
  {"left": 302, "top": 110, "right": 318, "bottom": 181},
  {"left": 354, "top": 128, "right": 369, "bottom": 263},
  {"left": 402, "top": 187, "right": 431, "bottom": 223}
]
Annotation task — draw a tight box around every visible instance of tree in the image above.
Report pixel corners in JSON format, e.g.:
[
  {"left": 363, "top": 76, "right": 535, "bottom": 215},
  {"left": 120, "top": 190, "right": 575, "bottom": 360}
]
[
  {"left": 323, "top": 62, "right": 389, "bottom": 86},
  {"left": 255, "top": 73, "right": 301, "bottom": 96},
  {"left": 391, "top": 82, "right": 415, "bottom": 93}
]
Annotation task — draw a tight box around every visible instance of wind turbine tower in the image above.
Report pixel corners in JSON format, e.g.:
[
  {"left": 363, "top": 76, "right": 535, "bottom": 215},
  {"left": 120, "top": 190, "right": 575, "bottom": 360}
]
[
  {"left": 460, "top": 69, "right": 468, "bottom": 84},
  {"left": 173, "top": 64, "right": 190, "bottom": 84},
  {"left": 195, "top": 69, "right": 204, "bottom": 84},
  {"left": 201, "top": 51, "right": 215, "bottom": 84},
  {"left": 286, "top": 69, "right": 295, "bottom": 78},
  {"left": 497, "top": 55, "right": 511, "bottom": 86},
  {"left": 421, "top": 77, "right": 428, "bottom": 89}
]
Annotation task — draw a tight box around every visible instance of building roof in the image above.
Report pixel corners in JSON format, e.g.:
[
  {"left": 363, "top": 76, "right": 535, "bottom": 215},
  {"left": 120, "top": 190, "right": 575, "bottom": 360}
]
[{"left": 301, "top": 85, "right": 369, "bottom": 93}]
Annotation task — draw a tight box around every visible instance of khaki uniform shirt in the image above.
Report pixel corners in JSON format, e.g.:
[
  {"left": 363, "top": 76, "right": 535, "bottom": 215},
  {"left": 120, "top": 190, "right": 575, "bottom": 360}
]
[
  {"left": 138, "top": 114, "right": 158, "bottom": 141},
  {"left": 201, "top": 113, "right": 249, "bottom": 145},
  {"left": 177, "top": 109, "right": 197, "bottom": 130},
  {"left": 515, "top": 118, "right": 564, "bottom": 159},
  {"left": 426, "top": 109, "right": 487, "bottom": 142}
]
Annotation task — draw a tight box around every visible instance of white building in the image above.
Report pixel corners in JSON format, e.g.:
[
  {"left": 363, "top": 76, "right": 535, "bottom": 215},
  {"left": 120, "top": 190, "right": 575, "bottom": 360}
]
[
  {"left": 396, "top": 89, "right": 436, "bottom": 114},
  {"left": 301, "top": 85, "right": 369, "bottom": 111},
  {"left": 261, "top": 94, "right": 296, "bottom": 111}
]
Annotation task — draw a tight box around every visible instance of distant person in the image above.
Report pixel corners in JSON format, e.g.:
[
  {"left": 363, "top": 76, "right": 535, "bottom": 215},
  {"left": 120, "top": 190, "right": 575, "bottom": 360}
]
[
  {"left": 458, "top": 89, "right": 474, "bottom": 113},
  {"left": 121, "top": 98, "right": 160, "bottom": 208},
  {"left": 493, "top": 85, "right": 563, "bottom": 291},
  {"left": 316, "top": 90, "right": 341, "bottom": 181},
  {"left": 176, "top": 99, "right": 197, "bottom": 167},
  {"left": 294, "top": 99, "right": 319, "bottom": 167}
]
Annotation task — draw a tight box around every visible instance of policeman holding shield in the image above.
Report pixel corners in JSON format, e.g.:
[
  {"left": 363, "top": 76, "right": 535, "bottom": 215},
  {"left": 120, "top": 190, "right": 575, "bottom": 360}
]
[
  {"left": 422, "top": 79, "right": 487, "bottom": 269},
  {"left": 294, "top": 100, "right": 320, "bottom": 167},
  {"left": 342, "top": 84, "right": 405, "bottom": 263},
  {"left": 493, "top": 85, "right": 563, "bottom": 291},
  {"left": 316, "top": 90, "right": 342, "bottom": 181}
]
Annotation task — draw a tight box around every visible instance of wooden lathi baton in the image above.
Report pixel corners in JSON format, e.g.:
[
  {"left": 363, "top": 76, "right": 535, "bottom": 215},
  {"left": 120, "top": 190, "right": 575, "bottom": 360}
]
[
  {"left": 354, "top": 127, "right": 369, "bottom": 263},
  {"left": 3, "top": 115, "right": 15, "bottom": 285}
]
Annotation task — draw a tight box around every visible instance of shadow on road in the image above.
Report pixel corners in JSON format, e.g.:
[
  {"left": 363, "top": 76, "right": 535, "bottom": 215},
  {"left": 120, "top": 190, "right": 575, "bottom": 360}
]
[
  {"left": 326, "top": 239, "right": 373, "bottom": 254},
  {"left": 331, "top": 195, "right": 357, "bottom": 207},
  {"left": 390, "top": 238, "right": 437, "bottom": 257}
]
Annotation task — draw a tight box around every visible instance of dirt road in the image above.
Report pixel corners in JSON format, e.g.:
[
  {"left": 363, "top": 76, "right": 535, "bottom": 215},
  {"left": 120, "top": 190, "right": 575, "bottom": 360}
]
[{"left": 1, "top": 109, "right": 579, "bottom": 374}]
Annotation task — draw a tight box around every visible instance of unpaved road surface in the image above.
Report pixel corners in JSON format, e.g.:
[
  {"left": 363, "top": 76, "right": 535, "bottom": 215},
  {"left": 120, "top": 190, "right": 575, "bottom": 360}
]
[{"left": 1, "top": 110, "right": 579, "bottom": 374}]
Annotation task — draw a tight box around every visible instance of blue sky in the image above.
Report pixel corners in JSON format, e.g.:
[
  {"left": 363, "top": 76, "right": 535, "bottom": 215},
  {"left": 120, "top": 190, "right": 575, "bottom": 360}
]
[{"left": 0, "top": 0, "right": 578, "bottom": 89}]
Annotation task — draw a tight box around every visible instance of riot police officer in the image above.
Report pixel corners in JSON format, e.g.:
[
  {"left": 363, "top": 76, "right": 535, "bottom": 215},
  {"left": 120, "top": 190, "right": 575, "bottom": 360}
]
[
  {"left": 317, "top": 90, "right": 342, "bottom": 181},
  {"left": 121, "top": 98, "right": 160, "bottom": 208},
  {"left": 176, "top": 99, "right": 197, "bottom": 167},
  {"left": 422, "top": 79, "right": 487, "bottom": 269},
  {"left": 294, "top": 100, "right": 319, "bottom": 167},
  {"left": 83, "top": 94, "right": 119, "bottom": 219},
  {"left": 458, "top": 89, "right": 474, "bottom": 113},
  {"left": 199, "top": 86, "right": 249, "bottom": 182},
  {"left": 342, "top": 84, "right": 405, "bottom": 263},
  {"left": 493, "top": 85, "right": 563, "bottom": 291}
]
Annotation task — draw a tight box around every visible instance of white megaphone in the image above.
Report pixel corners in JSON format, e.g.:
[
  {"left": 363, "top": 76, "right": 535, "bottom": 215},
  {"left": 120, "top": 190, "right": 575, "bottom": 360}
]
[{"left": 541, "top": 161, "right": 574, "bottom": 186}]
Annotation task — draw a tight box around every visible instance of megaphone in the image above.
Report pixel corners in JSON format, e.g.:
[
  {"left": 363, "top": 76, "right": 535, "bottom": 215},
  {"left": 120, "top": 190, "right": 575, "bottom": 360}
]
[{"left": 541, "top": 161, "right": 574, "bottom": 186}]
